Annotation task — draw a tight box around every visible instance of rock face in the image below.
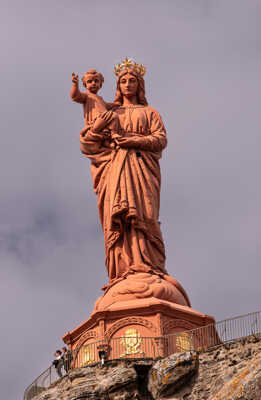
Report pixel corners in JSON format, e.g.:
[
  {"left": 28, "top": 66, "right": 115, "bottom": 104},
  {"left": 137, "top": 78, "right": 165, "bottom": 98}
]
[
  {"left": 33, "top": 361, "right": 150, "bottom": 400},
  {"left": 32, "top": 335, "right": 261, "bottom": 400},
  {"left": 148, "top": 352, "right": 198, "bottom": 399},
  {"left": 167, "top": 334, "right": 261, "bottom": 400}
]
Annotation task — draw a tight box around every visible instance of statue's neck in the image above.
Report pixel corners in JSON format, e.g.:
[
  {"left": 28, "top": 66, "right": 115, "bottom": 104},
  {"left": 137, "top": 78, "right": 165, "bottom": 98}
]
[{"left": 122, "top": 96, "right": 138, "bottom": 106}]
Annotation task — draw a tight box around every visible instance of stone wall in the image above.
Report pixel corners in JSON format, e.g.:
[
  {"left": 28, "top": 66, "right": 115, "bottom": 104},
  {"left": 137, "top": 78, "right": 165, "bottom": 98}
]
[{"left": 32, "top": 334, "right": 261, "bottom": 400}]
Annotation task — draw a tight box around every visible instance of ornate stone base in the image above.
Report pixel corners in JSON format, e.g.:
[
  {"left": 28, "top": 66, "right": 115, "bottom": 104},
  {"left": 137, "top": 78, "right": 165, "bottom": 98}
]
[
  {"left": 63, "top": 283, "right": 215, "bottom": 364},
  {"left": 95, "top": 272, "right": 191, "bottom": 311}
]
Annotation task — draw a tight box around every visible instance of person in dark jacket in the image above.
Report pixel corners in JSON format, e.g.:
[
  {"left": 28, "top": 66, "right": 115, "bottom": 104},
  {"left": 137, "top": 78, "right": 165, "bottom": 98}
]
[{"left": 62, "top": 346, "right": 72, "bottom": 373}]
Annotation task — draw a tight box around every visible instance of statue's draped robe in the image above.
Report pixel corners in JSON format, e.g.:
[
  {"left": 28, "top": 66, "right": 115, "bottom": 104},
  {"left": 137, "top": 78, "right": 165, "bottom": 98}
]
[{"left": 80, "top": 105, "right": 168, "bottom": 284}]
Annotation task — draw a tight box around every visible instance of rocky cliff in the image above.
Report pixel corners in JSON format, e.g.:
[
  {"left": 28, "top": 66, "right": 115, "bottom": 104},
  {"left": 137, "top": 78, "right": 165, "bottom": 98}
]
[{"left": 33, "top": 334, "right": 261, "bottom": 400}]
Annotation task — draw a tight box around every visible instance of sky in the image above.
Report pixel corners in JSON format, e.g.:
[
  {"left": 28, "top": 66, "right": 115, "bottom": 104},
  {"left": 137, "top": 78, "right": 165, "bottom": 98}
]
[{"left": 1, "top": 1, "right": 261, "bottom": 399}]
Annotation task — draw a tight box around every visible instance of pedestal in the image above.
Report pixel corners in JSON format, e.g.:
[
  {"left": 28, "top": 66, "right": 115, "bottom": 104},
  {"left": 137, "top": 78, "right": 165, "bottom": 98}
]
[{"left": 63, "top": 273, "right": 215, "bottom": 366}]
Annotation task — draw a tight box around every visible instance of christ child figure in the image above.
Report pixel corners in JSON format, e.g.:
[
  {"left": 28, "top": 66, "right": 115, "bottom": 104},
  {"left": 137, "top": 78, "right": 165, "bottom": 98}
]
[{"left": 70, "top": 69, "right": 119, "bottom": 145}]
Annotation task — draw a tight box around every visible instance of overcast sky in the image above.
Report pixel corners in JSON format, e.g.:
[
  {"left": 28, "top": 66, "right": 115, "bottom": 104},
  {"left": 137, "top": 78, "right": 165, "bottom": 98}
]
[{"left": 1, "top": 1, "right": 261, "bottom": 399}]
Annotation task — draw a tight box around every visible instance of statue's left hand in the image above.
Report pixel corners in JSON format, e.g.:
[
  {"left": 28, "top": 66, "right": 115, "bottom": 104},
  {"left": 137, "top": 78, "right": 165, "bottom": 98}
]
[{"left": 115, "top": 136, "right": 140, "bottom": 149}]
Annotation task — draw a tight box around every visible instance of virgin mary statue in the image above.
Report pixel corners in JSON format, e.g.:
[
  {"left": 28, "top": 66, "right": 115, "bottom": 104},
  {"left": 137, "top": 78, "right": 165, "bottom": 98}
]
[{"left": 78, "top": 59, "right": 190, "bottom": 308}]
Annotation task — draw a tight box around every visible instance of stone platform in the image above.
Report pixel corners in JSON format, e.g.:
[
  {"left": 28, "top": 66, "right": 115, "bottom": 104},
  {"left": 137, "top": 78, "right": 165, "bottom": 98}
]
[{"left": 63, "top": 273, "right": 215, "bottom": 364}]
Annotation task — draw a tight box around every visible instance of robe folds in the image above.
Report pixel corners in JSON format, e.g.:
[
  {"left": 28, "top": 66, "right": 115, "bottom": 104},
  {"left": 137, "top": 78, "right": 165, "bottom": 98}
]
[{"left": 80, "top": 105, "right": 168, "bottom": 284}]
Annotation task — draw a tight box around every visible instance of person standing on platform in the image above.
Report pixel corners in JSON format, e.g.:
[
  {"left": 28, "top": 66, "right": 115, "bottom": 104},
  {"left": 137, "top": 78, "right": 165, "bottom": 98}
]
[
  {"left": 52, "top": 350, "right": 63, "bottom": 378},
  {"left": 62, "top": 346, "right": 72, "bottom": 373}
]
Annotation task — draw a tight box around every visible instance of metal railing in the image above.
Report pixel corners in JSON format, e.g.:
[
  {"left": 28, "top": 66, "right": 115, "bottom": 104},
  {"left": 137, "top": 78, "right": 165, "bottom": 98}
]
[
  {"left": 72, "top": 336, "right": 160, "bottom": 369},
  {"left": 24, "top": 365, "right": 57, "bottom": 400},
  {"left": 24, "top": 310, "right": 261, "bottom": 400},
  {"left": 216, "top": 310, "right": 261, "bottom": 342}
]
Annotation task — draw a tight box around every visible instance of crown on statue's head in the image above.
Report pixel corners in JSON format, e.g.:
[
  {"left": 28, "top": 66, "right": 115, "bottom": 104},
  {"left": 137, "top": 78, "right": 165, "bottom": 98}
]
[{"left": 114, "top": 57, "right": 146, "bottom": 77}]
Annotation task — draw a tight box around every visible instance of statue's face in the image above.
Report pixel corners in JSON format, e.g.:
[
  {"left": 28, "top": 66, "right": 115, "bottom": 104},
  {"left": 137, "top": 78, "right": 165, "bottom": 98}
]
[
  {"left": 85, "top": 75, "right": 102, "bottom": 94},
  {"left": 119, "top": 73, "right": 138, "bottom": 98}
]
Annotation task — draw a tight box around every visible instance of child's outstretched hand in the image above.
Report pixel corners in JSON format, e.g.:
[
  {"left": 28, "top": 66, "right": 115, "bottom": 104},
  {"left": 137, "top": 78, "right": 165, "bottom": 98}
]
[{"left": 72, "top": 73, "right": 79, "bottom": 85}]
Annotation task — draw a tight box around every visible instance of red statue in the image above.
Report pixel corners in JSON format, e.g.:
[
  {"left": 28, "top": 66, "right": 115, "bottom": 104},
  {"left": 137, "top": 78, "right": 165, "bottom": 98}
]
[
  {"left": 70, "top": 59, "right": 190, "bottom": 309},
  {"left": 64, "top": 59, "right": 215, "bottom": 356}
]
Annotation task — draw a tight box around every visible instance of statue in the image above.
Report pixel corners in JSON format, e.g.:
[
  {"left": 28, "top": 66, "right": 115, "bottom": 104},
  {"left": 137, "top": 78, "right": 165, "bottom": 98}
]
[
  {"left": 71, "top": 69, "right": 120, "bottom": 146},
  {"left": 71, "top": 58, "right": 190, "bottom": 309},
  {"left": 63, "top": 59, "right": 215, "bottom": 353}
]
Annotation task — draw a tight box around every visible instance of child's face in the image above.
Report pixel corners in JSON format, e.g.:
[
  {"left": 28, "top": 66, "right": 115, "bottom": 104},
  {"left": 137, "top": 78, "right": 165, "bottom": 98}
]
[{"left": 85, "top": 75, "right": 102, "bottom": 94}]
